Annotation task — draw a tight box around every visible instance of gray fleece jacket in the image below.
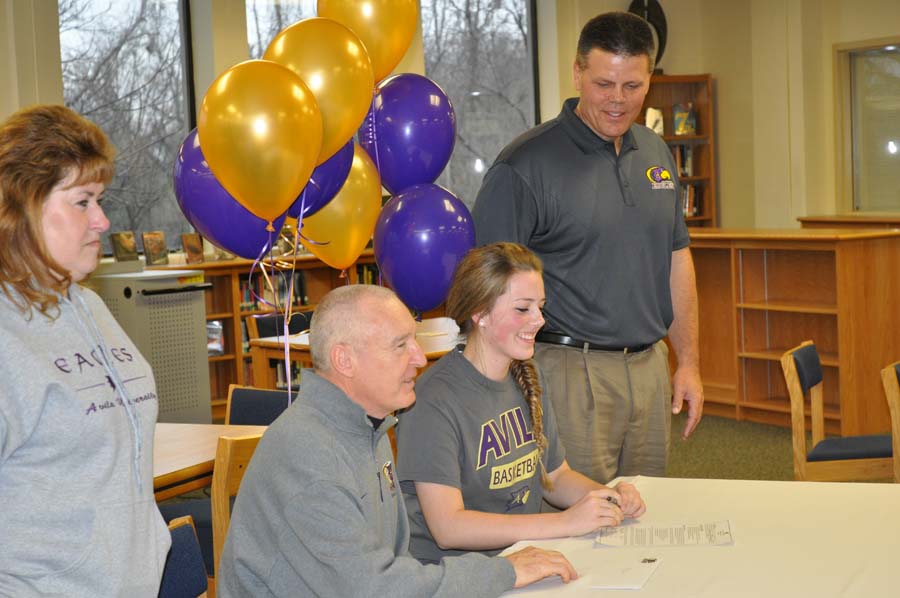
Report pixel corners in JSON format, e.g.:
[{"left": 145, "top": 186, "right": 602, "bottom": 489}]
[
  {"left": 217, "top": 371, "right": 516, "bottom": 597},
  {"left": 0, "top": 285, "right": 170, "bottom": 597}
]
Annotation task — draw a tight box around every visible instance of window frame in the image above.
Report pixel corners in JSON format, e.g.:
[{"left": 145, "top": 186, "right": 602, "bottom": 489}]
[{"left": 833, "top": 35, "right": 900, "bottom": 212}]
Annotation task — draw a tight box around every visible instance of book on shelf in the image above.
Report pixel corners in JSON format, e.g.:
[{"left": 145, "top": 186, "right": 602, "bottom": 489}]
[
  {"left": 673, "top": 102, "right": 697, "bottom": 135},
  {"left": 645, "top": 106, "right": 664, "bottom": 135},
  {"left": 141, "top": 231, "right": 169, "bottom": 266},
  {"left": 673, "top": 145, "right": 693, "bottom": 177},
  {"left": 239, "top": 270, "right": 310, "bottom": 312},
  {"left": 181, "top": 232, "right": 204, "bottom": 264},
  {"left": 357, "top": 263, "right": 380, "bottom": 286},
  {"left": 109, "top": 231, "right": 139, "bottom": 262},
  {"left": 681, "top": 184, "right": 699, "bottom": 217},
  {"left": 241, "top": 319, "right": 249, "bottom": 352},
  {"left": 207, "top": 320, "right": 225, "bottom": 356}
]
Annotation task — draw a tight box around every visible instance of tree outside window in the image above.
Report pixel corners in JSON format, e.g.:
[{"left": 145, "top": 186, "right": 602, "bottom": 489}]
[
  {"left": 246, "top": 0, "right": 315, "bottom": 59},
  {"left": 421, "top": 0, "right": 537, "bottom": 208},
  {"left": 59, "top": 0, "right": 192, "bottom": 253}
]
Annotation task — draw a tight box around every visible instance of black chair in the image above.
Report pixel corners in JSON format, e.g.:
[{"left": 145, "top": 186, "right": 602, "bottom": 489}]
[
  {"left": 158, "top": 387, "right": 285, "bottom": 579},
  {"left": 158, "top": 515, "right": 208, "bottom": 598},
  {"left": 247, "top": 311, "right": 312, "bottom": 387},
  {"left": 158, "top": 501, "right": 217, "bottom": 578},
  {"left": 225, "top": 384, "right": 295, "bottom": 426},
  {"left": 780, "top": 340, "right": 893, "bottom": 481},
  {"left": 246, "top": 310, "right": 312, "bottom": 341}
]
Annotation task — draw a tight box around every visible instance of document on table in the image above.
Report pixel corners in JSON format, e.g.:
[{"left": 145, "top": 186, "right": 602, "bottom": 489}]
[
  {"left": 595, "top": 520, "right": 734, "bottom": 547},
  {"left": 583, "top": 554, "right": 662, "bottom": 589}
]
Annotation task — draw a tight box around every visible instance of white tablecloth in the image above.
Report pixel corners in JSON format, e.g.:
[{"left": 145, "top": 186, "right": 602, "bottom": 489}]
[{"left": 501, "top": 475, "right": 900, "bottom": 597}]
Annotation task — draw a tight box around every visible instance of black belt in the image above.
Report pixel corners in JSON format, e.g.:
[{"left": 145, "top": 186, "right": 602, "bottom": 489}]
[{"left": 535, "top": 331, "right": 654, "bottom": 354}]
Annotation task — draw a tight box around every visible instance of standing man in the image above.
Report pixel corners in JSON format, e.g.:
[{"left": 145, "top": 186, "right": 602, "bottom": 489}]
[
  {"left": 217, "top": 284, "right": 578, "bottom": 597},
  {"left": 472, "top": 12, "right": 703, "bottom": 484}
]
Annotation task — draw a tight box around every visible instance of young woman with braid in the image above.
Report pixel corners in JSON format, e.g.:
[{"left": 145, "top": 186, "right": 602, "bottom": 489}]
[{"left": 396, "top": 243, "right": 645, "bottom": 563}]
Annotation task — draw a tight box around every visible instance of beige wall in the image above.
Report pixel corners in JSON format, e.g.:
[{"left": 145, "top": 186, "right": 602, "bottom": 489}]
[
  {"left": 551, "top": 0, "right": 900, "bottom": 228},
  {"left": 0, "top": 0, "right": 64, "bottom": 121}
]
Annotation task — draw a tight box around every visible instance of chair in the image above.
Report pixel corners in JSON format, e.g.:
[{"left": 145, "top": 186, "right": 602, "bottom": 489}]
[
  {"left": 245, "top": 310, "right": 312, "bottom": 341},
  {"left": 247, "top": 311, "right": 312, "bottom": 388},
  {"left": 780, "top": 341, "right": 893, "bottom": 481},
  {"left": 159, "top": 516, "right": 208, "bottom": 598},
  {"left": 211, "top": 434, "right": 263, "bottom": 577},
  {"left": 158, "top": 434, "right": 262, "bottom": 584},
  {"left": 879, "top": 361, "right": 900, "bottom": 482},
  {"left": 225, "top": 384, "right": 294, "bottom": 426}
]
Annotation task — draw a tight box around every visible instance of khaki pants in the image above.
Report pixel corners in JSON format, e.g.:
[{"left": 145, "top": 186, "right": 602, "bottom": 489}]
[{"left": 535, "top": 341, "right": 672, "bottom": 484}]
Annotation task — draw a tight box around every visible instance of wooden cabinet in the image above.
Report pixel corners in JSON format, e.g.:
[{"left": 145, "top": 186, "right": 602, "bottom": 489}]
[
  {"left": 152, "top": 251, "right": 376, "bottom": 417},
  {"left": 690, "top": 228, "right": 900, "bottom": 435},
  {"left": 641, "top": 74, "right": 717, "bottom": 227}
]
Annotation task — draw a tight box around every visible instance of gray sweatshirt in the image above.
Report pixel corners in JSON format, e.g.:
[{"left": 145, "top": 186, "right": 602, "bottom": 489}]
[
  {"left": 0, "top": 285, "right": 170, "bottom": 597},
  {"left": 217, "top": 371, "right": 516, "bottom": 598}
]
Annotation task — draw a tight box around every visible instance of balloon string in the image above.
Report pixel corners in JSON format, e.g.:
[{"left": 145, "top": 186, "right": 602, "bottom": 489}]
[
  {"left": 298, "top": 231, "right": 330, "bottom": 247},
  {"left": 249, "top": 226, "right": 303, "bottom": 401},
  {"left": 369, "top": 93, "right": 382, "bottom": 177}
]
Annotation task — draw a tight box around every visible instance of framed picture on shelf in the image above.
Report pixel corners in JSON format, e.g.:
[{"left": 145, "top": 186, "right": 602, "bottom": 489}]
[
  {"left": 109, "top": 231, "right": 139, "bottom": 262},
  {"left": 673, "top": 102, "right": 697, "bottom": 135},
  {"left": 181, "top": 232, "right": 204, "bottom": 264},
  {"left": 141, "top": 231, "right": 168, "bottom": 265}
]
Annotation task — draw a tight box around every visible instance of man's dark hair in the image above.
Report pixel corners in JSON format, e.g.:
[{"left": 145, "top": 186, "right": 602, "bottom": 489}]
[{"left": 576, "top": 11, "right": 655, "bottom": 72}]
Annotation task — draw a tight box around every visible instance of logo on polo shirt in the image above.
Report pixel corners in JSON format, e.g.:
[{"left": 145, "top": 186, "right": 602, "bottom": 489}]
[{"left": 646, "top": 166, "right": 675, "bottom": 190}]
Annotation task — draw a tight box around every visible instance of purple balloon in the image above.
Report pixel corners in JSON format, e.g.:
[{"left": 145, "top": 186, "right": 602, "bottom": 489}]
[
  {"left": 358, "top": 73, "right": 456, "bottom": 196},
  {"left": 374, "top": 184, "right": 474, "bottom": 312},
  {"left": 287, "top": 139, "right": 353, "bottom": 219},
  {"left": 173, "top": 129, "right": 286, "bottom": 260}
]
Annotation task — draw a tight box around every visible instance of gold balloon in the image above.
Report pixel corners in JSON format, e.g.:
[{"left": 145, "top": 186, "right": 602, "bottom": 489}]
[
  {"left": 317, "top": 0, "right": 418, "bottom": 82},
  {"left": 265, "top": 18, "right": 374, "bottom": 165},
  {"left": 198, "top": 59, "right": 323, "bottom": 223},
  {"left": 300, "top": 143, "right": 382, "bottom": 271}
]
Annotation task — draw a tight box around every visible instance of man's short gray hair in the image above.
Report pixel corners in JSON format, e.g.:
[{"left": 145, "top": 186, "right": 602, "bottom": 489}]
[{"left": 309, "top": 284, "right": 398, "bottom": 371}]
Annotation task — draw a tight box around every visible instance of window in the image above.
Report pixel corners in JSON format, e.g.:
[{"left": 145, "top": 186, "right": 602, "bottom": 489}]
[
  {"left": 835, "top": 39, "right": 900, "bottom": 212},
  {"left": 850, "top": 46, "right": 900, "bottom": 211},
  {"left": 420, "top": 0, "right": 538, "bottom": 208},
  {"left": 59, "top": 0, "right": 194, "bottom": 252},
  {"left": 246, "top": 0, "right": 315, "bottom": 59}
]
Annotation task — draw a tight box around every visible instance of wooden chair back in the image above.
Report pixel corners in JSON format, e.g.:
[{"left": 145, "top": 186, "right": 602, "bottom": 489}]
[
  {"left": 879, "top": 362, "right": 900, "bottom": 482},
  {"left": 224, "top": 384, "right": 293, "bottom": 425},
  {"left": 780, "top": 341, "right": 892, "bottom": 481},
  {"left": 211, "top": 434, "right": 263, "bottom": 576}
]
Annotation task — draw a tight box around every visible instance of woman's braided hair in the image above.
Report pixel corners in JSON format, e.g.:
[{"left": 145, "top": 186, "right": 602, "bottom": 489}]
[{"left": 446, "top": 242, "right": 552, "bottom": 489}]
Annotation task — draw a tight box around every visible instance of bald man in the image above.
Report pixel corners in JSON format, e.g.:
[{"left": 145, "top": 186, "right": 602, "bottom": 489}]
[{"left": 217, "top": 285, "right": 578, "bottom": 597}]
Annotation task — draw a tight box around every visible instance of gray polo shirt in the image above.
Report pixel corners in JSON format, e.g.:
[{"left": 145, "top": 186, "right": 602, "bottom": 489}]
[{"left": 473, "top": 98, "right": 689, "bottom": 347}]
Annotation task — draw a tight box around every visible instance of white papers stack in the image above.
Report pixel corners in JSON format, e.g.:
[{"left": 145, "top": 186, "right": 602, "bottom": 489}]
[{"left": 596, "top": 520, "right": 734, "bottom": 547}]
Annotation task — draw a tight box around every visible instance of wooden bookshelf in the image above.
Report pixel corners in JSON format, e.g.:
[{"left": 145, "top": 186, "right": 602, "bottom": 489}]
[
  {"left": 152, "top": 250, "right": 377, "bottom": 418},
  {"left": 688, "top": 228, "right": 900, "bottom": 436},
  {"left": 641, "top": 74, "right": 717, "bottom": 227}
]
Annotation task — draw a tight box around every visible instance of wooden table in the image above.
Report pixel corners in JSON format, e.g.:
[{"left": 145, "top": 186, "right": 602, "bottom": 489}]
[
  {"left": 249, "top": 317, "right": 460, "bottom": 389},
  {"left": 501, "top": 475, "right": 900, "bottom": 597},
  {"left": 153, "top": 422, "right": 266, "bottom": 501}
]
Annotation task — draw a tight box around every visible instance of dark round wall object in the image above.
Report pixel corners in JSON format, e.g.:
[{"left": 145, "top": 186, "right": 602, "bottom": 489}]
[{"left": 628, "top": 0, "right": 668, "bottom": 71}]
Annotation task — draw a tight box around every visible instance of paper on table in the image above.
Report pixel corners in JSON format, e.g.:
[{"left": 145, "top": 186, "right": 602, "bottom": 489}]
[
  {"left": 595, "top": 520, "right": 734, "bottom": 547},
  {"left": 583, "top": 554, "right": 662, "bottom": 590}
]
